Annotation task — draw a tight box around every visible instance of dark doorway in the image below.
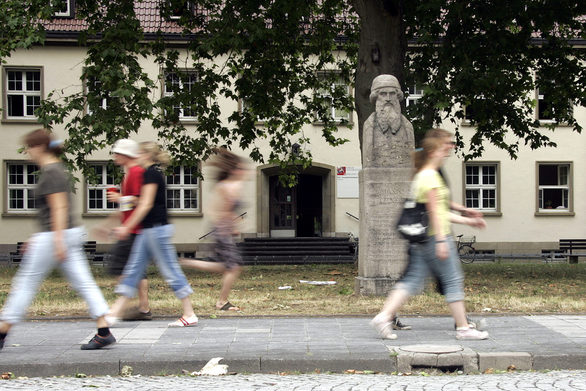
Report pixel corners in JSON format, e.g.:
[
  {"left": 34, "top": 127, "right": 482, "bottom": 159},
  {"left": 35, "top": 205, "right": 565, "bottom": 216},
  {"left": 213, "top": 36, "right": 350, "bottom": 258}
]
[
  {"left": 297, "top": 174, "right": 323, "bottom": 237},
  {"left": 268, "top": 174, "right": 323, "bottom": 237}
]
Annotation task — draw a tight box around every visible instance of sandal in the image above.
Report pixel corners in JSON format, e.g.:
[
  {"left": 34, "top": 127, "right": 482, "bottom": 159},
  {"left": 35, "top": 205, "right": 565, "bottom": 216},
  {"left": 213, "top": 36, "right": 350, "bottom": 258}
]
[
  {"left": 218, "top": 302, "right": 240, "bottom": 311},
  {"left": 168, "top": 314, "right": 198, "bottom": 327}
]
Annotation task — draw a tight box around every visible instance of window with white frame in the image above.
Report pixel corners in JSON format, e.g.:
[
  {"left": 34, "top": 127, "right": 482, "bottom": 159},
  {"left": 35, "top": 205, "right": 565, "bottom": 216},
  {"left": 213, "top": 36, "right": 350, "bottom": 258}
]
[
  {"left": 4, "top": 68, "right": 42, "bottom": 120},
  {"left": 464, "top": 164, "right": 498, "bottom": 211},
  {"left": 165, "top": 166, "right": 200, "bottom": 212},
  {"left": 538, "top": 163, "right": 571, "bottom": 212},
  {"left": 86, "top": 77, "right": 108, "bottom": 114},
  {"left": 52, "top": 0, "right": 73, "bottom": 17},
  {"left": 316, "top": 73, "right": 351, "bottom": 122},
  {"left": 168, "top": 1, "right": 193, "bottom": 19},
  {"left": 6, "top": 163, "right": 39, "bottom": 212},
  {"left": 240, "top": 97, "right": 268, "bottom": 123},
  {"left": 406, "top": 84, "right": 423, "bottom": 107},
  {"left": 537, "top": 89, "right": 554, "bottom": 122},
  {"left": 163, "top": 70, "right": 198, "bottom": 121},
  {"left": 86, "top": 164, "right": 119, "bottom": 212}
]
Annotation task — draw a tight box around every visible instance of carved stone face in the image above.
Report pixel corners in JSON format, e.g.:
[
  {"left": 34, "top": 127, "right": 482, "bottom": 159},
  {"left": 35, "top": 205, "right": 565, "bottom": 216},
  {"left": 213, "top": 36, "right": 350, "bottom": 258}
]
[{"left": 375, "top": 87, "right": 400, "bottom": 106}]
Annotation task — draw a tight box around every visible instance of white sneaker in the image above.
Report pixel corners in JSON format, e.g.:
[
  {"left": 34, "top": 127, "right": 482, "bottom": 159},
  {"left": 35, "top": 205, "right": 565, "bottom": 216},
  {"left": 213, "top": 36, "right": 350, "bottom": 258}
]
[
  {"left": 456, "top": 328, "right": 489, "bottom": 340},
  {"left": 370, "top": 316, "right": 397, "bottom": 340}
]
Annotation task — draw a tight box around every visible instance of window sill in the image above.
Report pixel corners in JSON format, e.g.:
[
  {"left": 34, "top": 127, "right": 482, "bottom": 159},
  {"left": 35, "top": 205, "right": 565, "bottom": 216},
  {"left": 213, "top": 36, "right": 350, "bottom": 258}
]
[
  {"left": 537, "top": 120, "right": 571, "bottom": 127},
  {"left": 2, "top": 118, "right": 41, "bottom": 124},
  {"left": 535, "top": 211, "right": 575, "bottom": 217},
  {"left": 2, "top": 212, "right": 37, "bottom": 217},
  {"left": 82, "top": 212, "right": 117, "bottom": 217},
  {"left": 480, "top": 212, "right": 502, "bottom": 217},
  {"left": 169, "top": 212, "right": 203, "bottom": 217},
  {"left": 312, "top": 120, "right": 354, "bottom": 126}
]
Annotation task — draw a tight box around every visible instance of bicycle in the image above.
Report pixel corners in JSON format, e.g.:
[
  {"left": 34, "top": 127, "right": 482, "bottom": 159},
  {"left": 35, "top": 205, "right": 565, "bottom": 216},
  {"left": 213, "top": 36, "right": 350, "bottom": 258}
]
[{"left": 456, "top": 234, "right": 477, "bottom": 264}]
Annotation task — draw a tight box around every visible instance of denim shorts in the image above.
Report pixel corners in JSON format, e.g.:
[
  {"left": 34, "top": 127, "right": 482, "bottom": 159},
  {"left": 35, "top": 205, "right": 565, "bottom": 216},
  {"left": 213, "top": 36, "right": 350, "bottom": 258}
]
[{"left": 395, "top": 235, "right": 465, "bottom": 303}]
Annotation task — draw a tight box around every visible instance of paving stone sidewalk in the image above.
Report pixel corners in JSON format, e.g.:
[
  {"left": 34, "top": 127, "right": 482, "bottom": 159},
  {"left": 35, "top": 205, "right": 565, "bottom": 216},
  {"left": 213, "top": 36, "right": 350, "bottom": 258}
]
[{"left": 0, "top": 315, "right": 584, "bottom": 377}]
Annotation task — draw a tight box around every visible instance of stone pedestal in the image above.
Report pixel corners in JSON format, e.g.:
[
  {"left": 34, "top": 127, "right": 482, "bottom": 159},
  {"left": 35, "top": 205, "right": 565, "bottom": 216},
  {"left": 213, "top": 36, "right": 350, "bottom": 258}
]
[{"left": 355, "top": 167, "right": 412, "bottom": 296}]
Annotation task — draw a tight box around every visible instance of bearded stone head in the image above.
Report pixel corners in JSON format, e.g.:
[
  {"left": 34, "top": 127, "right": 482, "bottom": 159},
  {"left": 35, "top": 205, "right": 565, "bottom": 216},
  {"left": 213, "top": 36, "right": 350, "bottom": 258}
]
[
  {"left": 369, "top": 75, "right": 404, "bottom": 134},
  {"left": 369, "top": 75, "right": 404, "bottom": 104}
]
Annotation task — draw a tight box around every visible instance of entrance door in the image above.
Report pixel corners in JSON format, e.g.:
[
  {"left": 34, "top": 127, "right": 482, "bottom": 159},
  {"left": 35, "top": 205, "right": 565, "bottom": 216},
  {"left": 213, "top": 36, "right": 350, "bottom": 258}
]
[
  {"left": 269, "top": 174, "right": 323, "bottom": 237},
  {"left": 296, "top": 174, "right": 323, "bottom": 237},
  {"left": 269, "top": 176, "right": 296, "bottom": 237}
]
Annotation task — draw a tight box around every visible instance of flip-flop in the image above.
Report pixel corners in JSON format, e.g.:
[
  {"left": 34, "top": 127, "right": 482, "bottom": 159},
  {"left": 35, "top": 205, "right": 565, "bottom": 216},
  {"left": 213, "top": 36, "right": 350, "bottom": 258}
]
[
  {"left": 218, "top": 302, "right": 240, "bottom": 311},
  {"left": 168, "top": 314, "right": 198, "bottom": 327}
]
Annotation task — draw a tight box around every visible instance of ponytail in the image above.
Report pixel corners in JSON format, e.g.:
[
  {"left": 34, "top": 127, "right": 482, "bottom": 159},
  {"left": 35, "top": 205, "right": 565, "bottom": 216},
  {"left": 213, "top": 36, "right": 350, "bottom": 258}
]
[{"left": 140, "top": 141, "right": 170, "bottom": 168}]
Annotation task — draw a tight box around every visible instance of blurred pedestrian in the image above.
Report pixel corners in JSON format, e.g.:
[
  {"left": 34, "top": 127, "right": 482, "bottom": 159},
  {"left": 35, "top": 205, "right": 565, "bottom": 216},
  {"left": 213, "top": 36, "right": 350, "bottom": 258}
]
[
  {"left": 180, "top": 148, "right": 248, "bottom": 311},
  {"left": 0, "top": 129, "right": 114, "bottom": 350},
  {"left": 371, "top": 129, "right": 489, "bottom": 340},
  {"left": 107, "top": 142, "right": 197, "bottom": 327},
  {"left": 93, "top": 139, "right": 152, "bottom": 321}
]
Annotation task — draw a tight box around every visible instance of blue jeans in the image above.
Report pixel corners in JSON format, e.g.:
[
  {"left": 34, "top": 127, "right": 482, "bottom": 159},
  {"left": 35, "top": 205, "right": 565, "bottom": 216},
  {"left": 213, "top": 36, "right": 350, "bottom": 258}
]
[
  {"left": 395, "top": 236, "right": 465, "bottom": 303},
  {"left": 116, "top": 224, "right": 193, "bottom": 299},
  {"left": 1, "top": 227, "right": 109, "bottom": 324}
]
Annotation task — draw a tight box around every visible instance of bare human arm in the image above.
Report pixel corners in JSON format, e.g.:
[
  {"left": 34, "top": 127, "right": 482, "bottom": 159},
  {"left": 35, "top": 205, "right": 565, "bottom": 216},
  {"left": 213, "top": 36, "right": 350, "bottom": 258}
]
[
  {"left": 114, "top": 183, "right": 157, "bottom": 240},
  {"left": 47, "top": 192, "right": 69, "bottom": 262},
  {"left": 449, "top": 201, "right": 483, "bottom": 218}
]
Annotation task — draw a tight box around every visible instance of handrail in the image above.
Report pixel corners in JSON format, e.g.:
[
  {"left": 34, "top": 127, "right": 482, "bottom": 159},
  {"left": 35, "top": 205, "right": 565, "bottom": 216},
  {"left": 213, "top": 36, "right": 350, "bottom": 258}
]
[
  {"left": 198, "top": 212, "right": 248, "bottom": 240},
  {"left": 345, "top": 212, "right": 359, "bottom": 221}
]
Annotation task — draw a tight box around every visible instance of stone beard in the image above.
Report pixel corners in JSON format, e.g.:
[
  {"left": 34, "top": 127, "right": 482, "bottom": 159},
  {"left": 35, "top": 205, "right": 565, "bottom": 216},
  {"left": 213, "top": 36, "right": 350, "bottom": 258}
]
[{"left": 374, "top": 95, "right": 403, "bottom": 135}]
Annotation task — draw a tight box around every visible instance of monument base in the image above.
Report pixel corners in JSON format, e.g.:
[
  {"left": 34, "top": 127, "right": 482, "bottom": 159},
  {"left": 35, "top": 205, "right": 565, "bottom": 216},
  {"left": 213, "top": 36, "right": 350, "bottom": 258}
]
[{"left": 355, "top": 276, "right": 399, "bottom": 296}]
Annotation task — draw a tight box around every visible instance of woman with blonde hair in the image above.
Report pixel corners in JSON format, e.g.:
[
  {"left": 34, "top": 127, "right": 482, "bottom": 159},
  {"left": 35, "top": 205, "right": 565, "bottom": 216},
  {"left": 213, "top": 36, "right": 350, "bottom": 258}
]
[
  {"left": 108, "top": 142, "right": 198, "bottom": 327},
  {"left": 0, "top": 129, "right": 114, "bottom": 350},
  {"left": 371, "top": 129, "right": 489, "bottom": 340},
  {"left": 181, "top": 147, "right": 248, "bottom": 311}
]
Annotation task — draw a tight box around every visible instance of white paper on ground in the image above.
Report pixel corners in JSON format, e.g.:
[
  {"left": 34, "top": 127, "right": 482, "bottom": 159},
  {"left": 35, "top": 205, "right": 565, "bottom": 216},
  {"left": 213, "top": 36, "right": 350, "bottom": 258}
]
[{"left": 299, "top": 280, "right": 337, "bottom": 285}]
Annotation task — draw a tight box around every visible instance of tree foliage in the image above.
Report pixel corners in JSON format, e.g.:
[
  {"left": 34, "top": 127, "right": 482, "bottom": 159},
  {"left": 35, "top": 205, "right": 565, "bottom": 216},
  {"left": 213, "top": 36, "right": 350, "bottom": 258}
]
[{"left": 0, "top": 0, "right": 584, "bottom": 179}]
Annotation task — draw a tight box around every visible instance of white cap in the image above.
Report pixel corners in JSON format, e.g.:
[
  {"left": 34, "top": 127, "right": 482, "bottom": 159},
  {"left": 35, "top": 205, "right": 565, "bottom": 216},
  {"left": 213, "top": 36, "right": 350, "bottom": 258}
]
[{"left": 111, "top": 139, "right": 139, "bottom": 158}]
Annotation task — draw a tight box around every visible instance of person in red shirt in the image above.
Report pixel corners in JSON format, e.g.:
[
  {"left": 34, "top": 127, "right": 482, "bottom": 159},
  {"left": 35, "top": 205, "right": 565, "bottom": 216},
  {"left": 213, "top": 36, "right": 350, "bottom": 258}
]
[{"left": 95, "top": 139, "right": 152, "bottom": 320}]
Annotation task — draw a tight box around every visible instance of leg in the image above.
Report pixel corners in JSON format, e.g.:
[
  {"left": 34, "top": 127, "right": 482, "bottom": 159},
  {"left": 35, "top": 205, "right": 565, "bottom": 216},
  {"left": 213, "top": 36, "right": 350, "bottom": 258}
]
[
  {"left": 180, "top": 258, "right": 227, "bottom": 273},
  {"left": 0, "top": 232, "right": 56, "bottom": 331},
  {"left": 59, "top": 228, "right": 109, "bottom": 320},
  {"left": 147, "top": 225, "right": 194, "bottom": 317},
  {"left": 115, "top": 233, "right": 152, "bottom": 301},
  {"left": 137, "top": 279, "right": 150, "bottom": 313},
  {"left": 217, "top": 266, "right": 242, "bottom": 310}
]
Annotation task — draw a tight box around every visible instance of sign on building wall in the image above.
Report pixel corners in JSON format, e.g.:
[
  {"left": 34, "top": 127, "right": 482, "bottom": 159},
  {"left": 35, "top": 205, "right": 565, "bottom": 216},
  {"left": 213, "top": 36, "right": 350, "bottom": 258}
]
[{"left": 336, "top": 166, "right": 360, "bottom": 198}]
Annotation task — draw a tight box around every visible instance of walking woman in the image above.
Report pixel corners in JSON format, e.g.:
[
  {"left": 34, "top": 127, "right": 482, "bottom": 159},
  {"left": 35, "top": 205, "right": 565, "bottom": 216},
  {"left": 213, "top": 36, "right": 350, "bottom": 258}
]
[
  {"left": 0, "top": 129, "right": 114, "bottom": 350},
  {"left": 181, "top": 148, "right": 247, "bottom": 311},
  {"left": 108, "top": 142, "right": 198, "bottom": 327},
  {"left": 371, "top": 128, "right": 489, "bottom": 340}
]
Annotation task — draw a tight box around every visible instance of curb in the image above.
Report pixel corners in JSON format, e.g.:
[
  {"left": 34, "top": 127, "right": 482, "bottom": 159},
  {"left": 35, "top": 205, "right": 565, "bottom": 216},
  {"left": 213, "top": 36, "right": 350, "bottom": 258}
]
[{"left": 1, "top": 352, "right": 584, "bottom": 377}]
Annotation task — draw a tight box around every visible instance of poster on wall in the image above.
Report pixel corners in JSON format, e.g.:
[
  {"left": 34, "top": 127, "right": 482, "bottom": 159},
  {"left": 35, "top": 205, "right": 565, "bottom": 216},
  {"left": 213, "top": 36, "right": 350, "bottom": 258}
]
[{"left": 336, "top": 166, "right": 360, "bottom": 198}]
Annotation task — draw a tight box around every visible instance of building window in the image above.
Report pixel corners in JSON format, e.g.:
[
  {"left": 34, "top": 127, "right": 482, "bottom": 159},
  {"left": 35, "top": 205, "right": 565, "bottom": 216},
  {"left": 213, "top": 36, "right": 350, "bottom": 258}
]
[
  {"left": 464, "top": 163, "right": 498, "bottom": 212},
  {"left": 52, "top": 0, "right": 74, "bottom": 17},
  {"left": 86, "top": 164, "right": 119, "bottom": 212},
  {"left": 406, "top": 85, "right": 423, "bottom": 107},
  {"left": 86, "top": 77, "right": 108, "bottom": 114},
  {"left": 3, "top": 68, "right": 42, "bottom": 120},
  {"left": 166, "top": 166, "right": 200, "bottom": 212},
  {"left": 316, "top": 73, "right": 351, "bottom": 122},
  {"left": 240, "top": 98, "right": 268, "bottom": 124},
  {"left": 6, "top": 163, "right": 39, "bottom": 212},
  {"left": 163, "top": 70, "right": 198, "bottom": 121},
  {"left": 538, "top": 163, "right": 571, "bottom": 212},
  {"left": 537, "top": 89, "right": 554, "bottom": 122},
  {"left": 168, "top": 1, "right": 193, "bottom": 19}
]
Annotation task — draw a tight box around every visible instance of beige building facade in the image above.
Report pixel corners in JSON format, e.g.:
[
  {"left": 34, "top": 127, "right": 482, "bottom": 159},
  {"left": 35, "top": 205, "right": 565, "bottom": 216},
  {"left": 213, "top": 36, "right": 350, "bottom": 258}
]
[{"left": 1, "top": 25, "right": 585, "bottom": 258}]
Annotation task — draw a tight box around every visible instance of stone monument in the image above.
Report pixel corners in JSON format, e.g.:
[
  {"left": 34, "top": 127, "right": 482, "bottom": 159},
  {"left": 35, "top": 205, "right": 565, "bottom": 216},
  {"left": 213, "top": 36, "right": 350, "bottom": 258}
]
[{"left": 356, "top": 75, "right": 415, "bottom": 295}]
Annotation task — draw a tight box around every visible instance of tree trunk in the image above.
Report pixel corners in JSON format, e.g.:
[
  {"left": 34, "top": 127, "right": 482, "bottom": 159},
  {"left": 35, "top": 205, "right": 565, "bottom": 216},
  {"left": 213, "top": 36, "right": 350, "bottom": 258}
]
[{"left": 353, "top": 0, "right": 406, "bottom": 157}]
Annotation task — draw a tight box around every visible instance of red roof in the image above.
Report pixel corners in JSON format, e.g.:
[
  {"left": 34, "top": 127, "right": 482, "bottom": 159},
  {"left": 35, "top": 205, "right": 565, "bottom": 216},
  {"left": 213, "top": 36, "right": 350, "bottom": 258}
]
[{"left": 43, "top": 1, "right": 191, "bottom": 35}]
